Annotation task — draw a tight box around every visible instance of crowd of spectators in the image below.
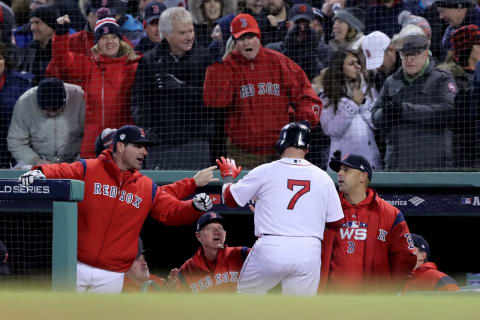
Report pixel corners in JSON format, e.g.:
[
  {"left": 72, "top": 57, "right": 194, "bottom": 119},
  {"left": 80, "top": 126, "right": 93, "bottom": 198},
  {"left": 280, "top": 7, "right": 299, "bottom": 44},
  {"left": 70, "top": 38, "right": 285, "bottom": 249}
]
[{"left": 0, "top": 0, "right": 479, "bottom": 171}]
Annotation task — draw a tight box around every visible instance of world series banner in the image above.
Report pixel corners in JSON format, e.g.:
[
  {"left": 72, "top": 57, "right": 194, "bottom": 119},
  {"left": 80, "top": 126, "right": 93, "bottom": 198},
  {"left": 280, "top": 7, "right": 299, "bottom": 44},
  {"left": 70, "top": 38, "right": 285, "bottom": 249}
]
[
  {"left": 198, "top": 186, "right": 480, "bottom": 217},
  {"left": 0, "top": 180, "right": 79, "bottom": 211}
]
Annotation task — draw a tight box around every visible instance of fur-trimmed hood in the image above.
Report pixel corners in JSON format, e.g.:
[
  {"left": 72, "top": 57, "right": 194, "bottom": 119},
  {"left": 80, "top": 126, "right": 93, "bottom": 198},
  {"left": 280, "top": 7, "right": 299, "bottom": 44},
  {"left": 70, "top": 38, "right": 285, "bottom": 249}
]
[{"left": 188, "top": 0, "right": 237, "bottom": 25}]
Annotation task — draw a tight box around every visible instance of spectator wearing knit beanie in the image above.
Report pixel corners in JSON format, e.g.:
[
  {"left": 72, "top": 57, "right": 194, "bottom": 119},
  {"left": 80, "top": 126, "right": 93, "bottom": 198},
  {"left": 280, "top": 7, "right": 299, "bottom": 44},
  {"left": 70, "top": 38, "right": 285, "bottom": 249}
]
[
  {"left": 398, "top": 10, "right": 432, "bottom": 41},
  {"left": 30, "top": 4, "right": 59, "bottom": 46},
  {"left": 329, "top": 7, "right": 366, "bottom": 53},
  {"left": 450, "top": 24, "right": 480, "bottom": 70}
]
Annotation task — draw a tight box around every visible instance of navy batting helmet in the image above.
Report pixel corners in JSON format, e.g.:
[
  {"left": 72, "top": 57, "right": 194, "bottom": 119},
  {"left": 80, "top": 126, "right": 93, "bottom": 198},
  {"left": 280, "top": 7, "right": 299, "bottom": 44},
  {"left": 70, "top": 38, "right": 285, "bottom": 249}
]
[{"left": 275, "top": 121, "right": 311, "bottom": 155}]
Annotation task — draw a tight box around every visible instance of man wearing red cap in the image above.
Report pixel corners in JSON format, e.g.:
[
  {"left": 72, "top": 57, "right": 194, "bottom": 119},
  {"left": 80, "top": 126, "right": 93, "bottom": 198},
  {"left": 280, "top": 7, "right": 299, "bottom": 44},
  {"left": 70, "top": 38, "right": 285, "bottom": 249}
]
[{"left": 204, "top": 13, "right": 321, "bottom": 169}]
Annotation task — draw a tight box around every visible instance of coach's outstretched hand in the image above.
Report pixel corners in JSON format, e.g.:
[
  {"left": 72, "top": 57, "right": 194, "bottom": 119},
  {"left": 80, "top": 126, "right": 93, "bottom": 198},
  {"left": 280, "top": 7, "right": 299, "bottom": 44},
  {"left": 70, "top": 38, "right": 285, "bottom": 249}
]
[
  {"left": 193, "top": 193, "right": 213, "bottom": 211},
  {"left": 19, "top": 170, "right": 46, "bottom": 186},
  {"left": 193, "top": 166, "right": 219, "bottom": 187},
  {"left": 216, "top": 157, "right": 242, "bottom": 179}
]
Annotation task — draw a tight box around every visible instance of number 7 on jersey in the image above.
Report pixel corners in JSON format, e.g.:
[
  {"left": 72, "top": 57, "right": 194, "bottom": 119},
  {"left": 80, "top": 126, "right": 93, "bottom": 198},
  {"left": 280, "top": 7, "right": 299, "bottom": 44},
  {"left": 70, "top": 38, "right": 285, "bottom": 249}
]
[{"left": 287, "top": 179, "right": 311, "bottom": 210}]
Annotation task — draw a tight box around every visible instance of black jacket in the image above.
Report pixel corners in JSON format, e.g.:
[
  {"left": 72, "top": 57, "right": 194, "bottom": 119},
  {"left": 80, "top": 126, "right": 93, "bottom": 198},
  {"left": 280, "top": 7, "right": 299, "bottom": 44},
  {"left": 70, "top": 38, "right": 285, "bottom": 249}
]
[
  {"left": 372, "top": 60, "right": 456, "bottom": 171},
  {"left": 131, "top": 40, "right": 213, "bottom": 146}
]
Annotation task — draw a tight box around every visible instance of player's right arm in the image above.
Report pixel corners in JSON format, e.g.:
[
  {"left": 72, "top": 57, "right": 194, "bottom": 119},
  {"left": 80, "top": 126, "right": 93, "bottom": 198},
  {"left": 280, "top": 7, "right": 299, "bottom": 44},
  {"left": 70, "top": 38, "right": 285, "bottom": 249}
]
[{"left": 19, "top": 161, "right": 86, "bottom": 186}]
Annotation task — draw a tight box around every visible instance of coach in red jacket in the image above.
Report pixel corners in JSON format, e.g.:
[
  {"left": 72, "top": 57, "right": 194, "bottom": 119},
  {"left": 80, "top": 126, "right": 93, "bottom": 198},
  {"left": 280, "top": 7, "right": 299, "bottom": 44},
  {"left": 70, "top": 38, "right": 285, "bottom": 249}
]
[
  {"left": 203, "top": 13, "right": 321, "bottom": 168},
  {"left": 402, "top": 234, "right": 459, "bottom": 293},
  {"left": 169, "top": 212, "right": 250, "bottom": 294},
  {"left": 320, "top": 154, "right": 416, "bottom": 292},
  {"left": 19, "top": 125, "right": 216, "bottom": 293}
]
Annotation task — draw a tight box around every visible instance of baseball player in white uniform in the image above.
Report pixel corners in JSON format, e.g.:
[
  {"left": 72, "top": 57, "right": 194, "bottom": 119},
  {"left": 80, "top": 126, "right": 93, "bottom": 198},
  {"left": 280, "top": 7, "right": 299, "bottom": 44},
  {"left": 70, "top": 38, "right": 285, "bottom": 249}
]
[{"left": 216, "top": 121, "right": 344, "bottom": 295}]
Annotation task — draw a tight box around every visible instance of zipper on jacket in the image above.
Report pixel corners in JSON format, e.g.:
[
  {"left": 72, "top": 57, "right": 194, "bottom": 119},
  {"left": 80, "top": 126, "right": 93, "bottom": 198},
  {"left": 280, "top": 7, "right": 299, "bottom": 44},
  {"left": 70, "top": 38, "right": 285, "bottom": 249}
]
[{"left": 101, "top": 67, "right": 105, "bottom": 128}]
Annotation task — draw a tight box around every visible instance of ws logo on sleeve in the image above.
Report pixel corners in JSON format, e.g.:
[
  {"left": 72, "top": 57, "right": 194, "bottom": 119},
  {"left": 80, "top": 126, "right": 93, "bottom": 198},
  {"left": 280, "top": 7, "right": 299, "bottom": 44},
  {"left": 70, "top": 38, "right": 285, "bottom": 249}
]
[{"left": 93, "top": 183, "right": 143, "bottom": 208}]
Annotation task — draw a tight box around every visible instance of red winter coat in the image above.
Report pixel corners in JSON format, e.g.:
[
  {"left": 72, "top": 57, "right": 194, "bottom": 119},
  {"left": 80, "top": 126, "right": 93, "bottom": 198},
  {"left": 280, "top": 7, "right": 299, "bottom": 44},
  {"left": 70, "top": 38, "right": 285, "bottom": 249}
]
[
  {"left": 178, "top": 245, "right": 250, "bottom": 294},
  {"left": 35, "top": 149, "right": 202, "bottom": 272},
  {"left": 320, "top": 188, "right": 416, "bottom": 292},
  {"left": 403, "top": 262, "right": 459, "bottom": 292},
  {"left": 50, "top": 33, "right": 140, "bottom": 158},
  {"left": 204, "top": 47, "right": 321, "bottom": 155}
]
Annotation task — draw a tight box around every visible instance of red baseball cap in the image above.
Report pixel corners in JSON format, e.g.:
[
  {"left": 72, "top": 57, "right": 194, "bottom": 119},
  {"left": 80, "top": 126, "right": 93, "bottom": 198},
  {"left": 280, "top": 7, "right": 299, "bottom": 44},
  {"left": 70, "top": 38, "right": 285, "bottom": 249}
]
[{"left": 230, "top": 14, "right": 261, "bottom": 40}]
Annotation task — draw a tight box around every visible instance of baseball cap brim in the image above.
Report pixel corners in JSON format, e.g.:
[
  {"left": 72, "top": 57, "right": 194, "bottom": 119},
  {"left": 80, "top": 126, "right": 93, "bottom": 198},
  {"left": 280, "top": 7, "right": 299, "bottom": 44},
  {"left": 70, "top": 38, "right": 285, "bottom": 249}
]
[
  {"left": 329, "top": 159, "right": 345, "bottom": 172},
  {"left": 365, "top": 55, "right": 384, "bottom": 70},
  {"left": 197, "top": 217, "right": 225, "bottom": 231},
  {"left": 130, "top": 137, "right": 155, "bottom": 146},
  {"left": 145, "top": 15, "right": 160, "bottom": 24},
  {"left": 233, "top": 28, "right": 260, "bottom": 40}
]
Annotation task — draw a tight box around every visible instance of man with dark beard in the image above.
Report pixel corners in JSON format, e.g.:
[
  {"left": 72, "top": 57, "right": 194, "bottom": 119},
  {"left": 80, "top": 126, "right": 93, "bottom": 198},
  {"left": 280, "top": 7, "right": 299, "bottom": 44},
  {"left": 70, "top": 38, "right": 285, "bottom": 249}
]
[
  {"left": 261, "top": 0, "right": 288, "bottom": 44},
  {"left": 267, "top": 3, "right": 333, "bottom": 80}
]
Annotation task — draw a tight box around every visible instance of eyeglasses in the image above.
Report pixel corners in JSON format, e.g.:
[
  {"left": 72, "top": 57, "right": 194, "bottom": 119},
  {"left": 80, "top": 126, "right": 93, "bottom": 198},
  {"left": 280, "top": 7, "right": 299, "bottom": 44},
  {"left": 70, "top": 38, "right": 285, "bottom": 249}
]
[{"left": 399, "top": 50, "right": 425, "bottom": 60}]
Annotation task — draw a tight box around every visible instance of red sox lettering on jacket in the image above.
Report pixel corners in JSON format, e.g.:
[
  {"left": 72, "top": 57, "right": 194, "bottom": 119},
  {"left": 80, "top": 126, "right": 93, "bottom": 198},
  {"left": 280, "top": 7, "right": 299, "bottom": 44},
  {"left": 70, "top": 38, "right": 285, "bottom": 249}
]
[
  {"left": 178, "top": 246, "right": 250, "bottom": 294},
  {"left": 204, "top": 47, "right": 321, "bottom": 154},
  {"left": 35, "top": 149, "right": 201, "bottom": 273}
]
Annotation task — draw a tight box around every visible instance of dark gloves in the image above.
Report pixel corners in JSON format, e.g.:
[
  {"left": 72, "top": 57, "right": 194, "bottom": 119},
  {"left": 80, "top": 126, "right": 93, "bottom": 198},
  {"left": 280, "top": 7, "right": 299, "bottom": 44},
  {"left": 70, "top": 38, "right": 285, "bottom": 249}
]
[
  {"left": 382, "top": 96, "right": 402, "bottom": 125},
  {"left": 155, "top": 73, "right": 186, "bottom": 89},
  {"left": 55, "top": 21, "right": 69, "bottom": 35}
]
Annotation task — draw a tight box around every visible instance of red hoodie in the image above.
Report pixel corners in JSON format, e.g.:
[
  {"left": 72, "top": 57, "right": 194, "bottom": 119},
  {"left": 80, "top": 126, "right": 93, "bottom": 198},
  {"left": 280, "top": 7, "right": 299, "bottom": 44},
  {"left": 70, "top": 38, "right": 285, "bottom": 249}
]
[
  {"left": 403, "top": 262, "right": 459, "bottom": 292},
  {"left": 320, "top": 188, "right": 416, "bottom": 292},
  {"left": 35, "top": 149, "right": 202, "bottom": 272}
]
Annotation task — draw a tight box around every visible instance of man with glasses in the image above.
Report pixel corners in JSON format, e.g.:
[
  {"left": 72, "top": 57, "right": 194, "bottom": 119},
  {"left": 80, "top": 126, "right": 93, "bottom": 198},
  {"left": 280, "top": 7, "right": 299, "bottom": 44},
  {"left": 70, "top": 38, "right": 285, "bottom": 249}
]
[
  {"left": 168, "top": 212, "right": 250, "bottom": 294},
  {"left": 7, "top": 77, "right": 85, "bottom": 168},
  {"left": 372, "top": 34, "right": 456, "bottom": 170}
]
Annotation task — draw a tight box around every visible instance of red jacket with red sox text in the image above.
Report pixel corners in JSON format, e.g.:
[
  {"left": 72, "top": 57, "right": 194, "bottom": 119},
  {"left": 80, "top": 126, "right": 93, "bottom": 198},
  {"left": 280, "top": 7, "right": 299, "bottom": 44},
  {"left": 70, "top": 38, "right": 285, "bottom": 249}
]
[
  {"left": 178, "top": 245, "right": 250, "bottom": 294},
  {"left": 320, "top": 188, "right": 416, "bottom": 291},
  {"left": 402, "top": 262, "right": 459, "bottom": 292},
  {"left": 35, "top": 149, "right": 202, "bottom": 272},
  {"left": 203, "top": 47, "right": 321, "bottom": 155}
]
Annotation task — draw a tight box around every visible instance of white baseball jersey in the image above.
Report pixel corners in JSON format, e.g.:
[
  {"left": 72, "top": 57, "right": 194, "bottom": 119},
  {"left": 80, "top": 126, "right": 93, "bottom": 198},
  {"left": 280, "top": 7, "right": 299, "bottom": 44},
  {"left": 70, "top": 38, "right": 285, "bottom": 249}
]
[{"left": 230, "top": 158, "right": 344, "bottom": 239}]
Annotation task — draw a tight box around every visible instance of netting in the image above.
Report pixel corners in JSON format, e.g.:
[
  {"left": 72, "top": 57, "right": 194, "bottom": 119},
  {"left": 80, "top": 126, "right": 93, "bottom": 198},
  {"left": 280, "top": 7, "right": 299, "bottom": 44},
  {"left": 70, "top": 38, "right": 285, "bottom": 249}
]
[
  {"left": 0, "top": 0, "right": 479, "bottom": 171},
  {"left": 0, "top": 211, "right": 52, "bottom": 288}
]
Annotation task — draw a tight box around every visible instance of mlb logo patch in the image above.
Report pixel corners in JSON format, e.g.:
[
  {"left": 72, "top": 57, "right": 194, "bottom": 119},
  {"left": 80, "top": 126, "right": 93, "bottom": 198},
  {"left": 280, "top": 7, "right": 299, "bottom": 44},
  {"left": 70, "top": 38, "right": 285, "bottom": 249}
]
[
  {"left": 461, "top": 198, "right": 472, "bottom": 204},
  {"left": 139, "top": 128, "right": 146, "bottom": 137},
  {"left": 365, "top": 49, "right": 371, "bottom": 58}
]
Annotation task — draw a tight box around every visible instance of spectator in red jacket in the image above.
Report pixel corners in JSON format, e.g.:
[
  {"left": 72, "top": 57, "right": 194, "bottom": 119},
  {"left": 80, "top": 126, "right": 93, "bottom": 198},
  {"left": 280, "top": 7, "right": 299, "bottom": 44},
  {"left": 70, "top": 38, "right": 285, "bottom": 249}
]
[
  {"left": 320, "top": 154, "right": 417, "bottom": 293},
  {"left": 403, "top": 234, "right": 459, "bottom": 292},
  {"left": 204, "top": 13, "right": 321, "bottom": 169},
  {"left": 168, "top": 212, "right": 250, "bottom": 294},
  {"left": 52, "top": 10, "right": 141, "bottom": 158}
]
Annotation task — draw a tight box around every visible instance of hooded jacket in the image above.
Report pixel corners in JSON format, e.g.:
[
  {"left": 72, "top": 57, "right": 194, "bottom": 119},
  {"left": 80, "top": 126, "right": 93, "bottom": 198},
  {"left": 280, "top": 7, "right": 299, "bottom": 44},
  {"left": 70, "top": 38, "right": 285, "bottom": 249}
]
[
  {"left": 178, "top": 245, "right": 250, "bottom": 293},
  {"left": 403, "top": 262, "right": 459, "bottom": 292},
  {"left": 188, "top": 0, "right": 237, "bottom": 48},
  {"left": 35, "top": 149, "right": 202, "bottom": 272},
  {"left": 320, "top": 188, "right": 416, "bottom": 292},
  {"left": 50, "top": 33, "right": 141, "bottom": 158},
  {"left": 204, "top": 46, "right": 321, "bottom": 154}
]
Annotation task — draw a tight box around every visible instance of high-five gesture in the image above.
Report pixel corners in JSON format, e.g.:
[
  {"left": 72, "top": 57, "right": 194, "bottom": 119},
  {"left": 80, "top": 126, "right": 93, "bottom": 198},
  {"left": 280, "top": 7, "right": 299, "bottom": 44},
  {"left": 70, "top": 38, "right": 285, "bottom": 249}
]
[{"left": 216, "top": 156, "right": 242, "bottom": 179}]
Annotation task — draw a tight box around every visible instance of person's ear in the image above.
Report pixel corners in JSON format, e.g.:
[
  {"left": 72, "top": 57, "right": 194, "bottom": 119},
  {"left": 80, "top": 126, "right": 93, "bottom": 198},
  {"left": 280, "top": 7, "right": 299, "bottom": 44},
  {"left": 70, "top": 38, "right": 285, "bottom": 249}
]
[{"left": 195, "top": 231, "right": 201, "bottom": 242}]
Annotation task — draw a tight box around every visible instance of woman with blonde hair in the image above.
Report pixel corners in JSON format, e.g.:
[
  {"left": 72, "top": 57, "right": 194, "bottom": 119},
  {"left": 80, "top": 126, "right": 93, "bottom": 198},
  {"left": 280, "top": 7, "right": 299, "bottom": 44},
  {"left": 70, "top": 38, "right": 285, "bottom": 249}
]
[
  {"left": 51, "top": 8, "right": 141, "bottom": 158},
  {"left": 316, "top": 50, "right": 382, "bottom": 170}
]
